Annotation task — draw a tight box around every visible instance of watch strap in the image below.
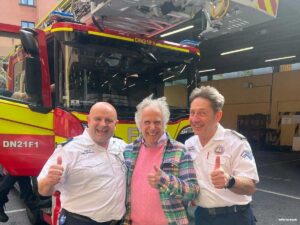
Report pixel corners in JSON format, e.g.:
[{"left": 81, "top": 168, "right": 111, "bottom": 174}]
[{"left": 226, "top": 176, "right": 236, "bottom": 189}]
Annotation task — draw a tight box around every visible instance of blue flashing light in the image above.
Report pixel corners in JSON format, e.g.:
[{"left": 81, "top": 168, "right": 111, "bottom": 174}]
[
  {"left": 50, "top": 11, "right": 74, "bottom": 19},
  {"left": 180, "top": 39, "right": 200, "bottom": 47}
]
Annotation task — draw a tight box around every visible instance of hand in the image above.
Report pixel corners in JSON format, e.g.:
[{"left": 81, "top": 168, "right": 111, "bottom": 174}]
[
  {"left": 147, "top": 165, "right": 162, "bottom": 188},
  {"left": 189, "top": 200, "right": 197, "bottom": 207},
  {"left": 46, "top": 156, "right": 64, "bottom": 186},
  {"left": 210, "top": 156, "right": 230, "bottom": 189}
]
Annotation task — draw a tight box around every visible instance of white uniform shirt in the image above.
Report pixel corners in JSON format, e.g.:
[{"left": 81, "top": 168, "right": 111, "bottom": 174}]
[
  {"left": 185, "top": 124, "right": 259, "bottom": 208},
  {"left": 38, "top": 129, "right": 127, "bottom": 222}
]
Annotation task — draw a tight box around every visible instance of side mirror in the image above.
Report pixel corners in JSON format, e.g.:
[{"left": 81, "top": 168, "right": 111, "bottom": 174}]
[
  {"left": 25, "top": 57, "right": 41, "bottom": 98},
  {"left": 20, "top": 29, "right": 39, "bottom": 57}
]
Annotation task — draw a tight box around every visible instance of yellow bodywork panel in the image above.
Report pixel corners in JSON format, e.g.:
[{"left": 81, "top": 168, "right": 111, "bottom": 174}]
[
  {"left": 0, "top": 100, "right": 190, "bottom": 145},
  {"left": 0, "top": 100, "right": 53, "bottom": 135}
]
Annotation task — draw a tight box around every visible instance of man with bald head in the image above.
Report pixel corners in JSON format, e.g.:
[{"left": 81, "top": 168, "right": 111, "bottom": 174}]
[{"left": 38, "top": 102, "right": 126, "bottom": 225}]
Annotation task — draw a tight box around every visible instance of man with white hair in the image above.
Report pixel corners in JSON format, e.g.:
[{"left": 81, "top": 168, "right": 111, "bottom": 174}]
[{"left": 122, "top": 95, "right": 199, "bottom": 225}]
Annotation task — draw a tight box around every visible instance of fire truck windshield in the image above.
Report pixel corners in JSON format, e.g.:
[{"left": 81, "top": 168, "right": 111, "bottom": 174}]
[{"left": 54, "top": 31, "right": 196, "bottom": 118}]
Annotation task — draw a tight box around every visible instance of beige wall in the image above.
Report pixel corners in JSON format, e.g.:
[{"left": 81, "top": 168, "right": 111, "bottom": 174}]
[
  {"left": 163, "top": 70, "right": 300, "bottom": 145},
  {"left": 271, "top": 70, "right": 300, "bottom": 125},
  {"left": 200, "top": 70, "right": 300, "bottom": 146},
  {"left": 271, "top": 70, "right": 300, "bottom": 145},
  {"left": 164, "top": 85, "right": 187, "bottom": 107},
  {"left": 202, "top": 74, "right": 272, "bottom": 129}
]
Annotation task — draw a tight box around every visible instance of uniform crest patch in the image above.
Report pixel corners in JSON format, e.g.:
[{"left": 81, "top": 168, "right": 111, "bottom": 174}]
[
  {"left": 241, "top": 150, "right": 253, "bottom": 160},
  {"left": 214, "top": 145, "right": 224, "bottom": 155}
]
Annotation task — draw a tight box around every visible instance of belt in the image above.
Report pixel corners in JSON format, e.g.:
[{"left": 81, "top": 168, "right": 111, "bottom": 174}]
[
  {"left": 198, "top": 204, "right": 250, "bottom": 216},
  {"left": 61, "top": 209, "right": 120, "bottom": 225}
]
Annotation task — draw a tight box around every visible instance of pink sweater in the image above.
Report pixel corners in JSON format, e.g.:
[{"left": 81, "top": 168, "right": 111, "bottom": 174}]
[{"left": 131, "top": 143, "right": 169, "bottom": 225}]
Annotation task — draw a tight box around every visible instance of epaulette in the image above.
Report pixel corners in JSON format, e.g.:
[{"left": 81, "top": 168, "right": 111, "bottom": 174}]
[
  {"left": 60, "top": 138, "right": 74, "bottom": 147},
  {"left": 230, "top": 130, "right": 246, "bottom": 140}
]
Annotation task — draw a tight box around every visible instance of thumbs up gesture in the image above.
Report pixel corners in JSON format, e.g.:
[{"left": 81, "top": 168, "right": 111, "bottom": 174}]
[
  {"left": 147, "top": 165, "right": 162, "bottom": 188},
  {"left": 46, "top": 156, "right": 64, "bottom": 186},
  {"left": 57, "top": 155, "right": 62, "bottom": 166},
  {"left": 210, "top": 156, "right": 230, "bottom": 189},
  {"left": 214, "top": 155, "right": 221, "bottom": 170}
]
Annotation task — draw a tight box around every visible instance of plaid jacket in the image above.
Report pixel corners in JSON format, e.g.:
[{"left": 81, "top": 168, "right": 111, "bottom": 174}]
[{"left": 122, "top": 134, "right": 200, "bottom": 225}]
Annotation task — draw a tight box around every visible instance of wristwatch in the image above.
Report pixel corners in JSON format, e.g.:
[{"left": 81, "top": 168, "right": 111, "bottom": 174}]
[{"left": 226, "top": 176, "right": 236, "bottom": 189}]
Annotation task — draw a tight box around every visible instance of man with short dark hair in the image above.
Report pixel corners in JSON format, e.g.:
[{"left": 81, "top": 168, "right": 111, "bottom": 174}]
[{"left": 185, "top": 86, "right": 259, "bottom": 225}]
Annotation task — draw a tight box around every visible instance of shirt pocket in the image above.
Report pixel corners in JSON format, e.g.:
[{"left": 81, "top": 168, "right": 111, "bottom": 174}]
[
  {"left": 162, "top": 159, "right": 179, "bottom": 176},
  {"left": 76, "top": 155, "right": 107, "bottom": 168},
  {"left": 71, "top": 157, "right": 113, "bottom": 189},
  {"left": 110, "top": 153, "right": 127, "bottom": 175}
]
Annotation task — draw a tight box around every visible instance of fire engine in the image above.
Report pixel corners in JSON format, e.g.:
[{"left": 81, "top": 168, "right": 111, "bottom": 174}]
[
  {"left": 0, "top": 6, "right": 200, "bottom": 225},
  {"left": 0, "top": 0, "right": 277, "bottom": 224}
]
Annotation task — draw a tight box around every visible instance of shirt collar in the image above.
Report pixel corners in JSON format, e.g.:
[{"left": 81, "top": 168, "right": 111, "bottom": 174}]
[
  {"left": 142, "top": 132, "right": 167, "bottom": 147},
  {"left": 211, "top": 123, "right": 226, "bottom": 141},
  {"left": 195, "top": 124, "right": 225, "bottom": 149},
  {"left": 82, "top": 128, "right": 111, "bottom": 151}
]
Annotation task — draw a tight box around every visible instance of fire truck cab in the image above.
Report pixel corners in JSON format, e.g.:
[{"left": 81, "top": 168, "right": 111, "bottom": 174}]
[{"left": 0, "top": 16, "right": 199, "bottom": 224}]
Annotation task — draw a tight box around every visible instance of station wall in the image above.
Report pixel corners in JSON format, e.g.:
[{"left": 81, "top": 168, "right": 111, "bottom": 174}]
[{"left": 165, "top": 69, "right": 300, "bottom": 146}]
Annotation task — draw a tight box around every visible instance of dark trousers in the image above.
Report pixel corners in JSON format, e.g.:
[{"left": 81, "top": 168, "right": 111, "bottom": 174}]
[
  {"left": 0, "top": 175, "right": 33, "bottom": 207},
  {"left": 60, "top": 209, "right": 121, "bottom": 225},
  {"left": 195, "top": 206, "right": 257, "bottom": 225}
]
